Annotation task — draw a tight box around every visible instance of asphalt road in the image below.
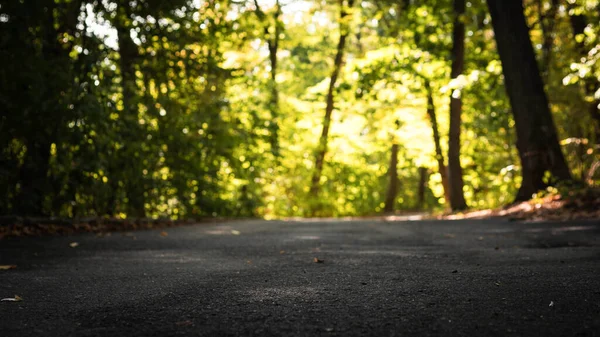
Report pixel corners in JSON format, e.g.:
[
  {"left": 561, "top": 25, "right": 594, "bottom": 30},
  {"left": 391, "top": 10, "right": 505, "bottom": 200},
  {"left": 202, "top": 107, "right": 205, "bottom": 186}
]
[{"left": 1, "top": 218, "right": 599, "bottom": 336}]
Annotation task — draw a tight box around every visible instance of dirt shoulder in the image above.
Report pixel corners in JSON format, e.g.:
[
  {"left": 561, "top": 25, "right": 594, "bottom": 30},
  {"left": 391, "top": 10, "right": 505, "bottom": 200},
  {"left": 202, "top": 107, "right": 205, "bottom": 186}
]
[{"left": 441, "top": 189, "right": 600, "bottom": 221}]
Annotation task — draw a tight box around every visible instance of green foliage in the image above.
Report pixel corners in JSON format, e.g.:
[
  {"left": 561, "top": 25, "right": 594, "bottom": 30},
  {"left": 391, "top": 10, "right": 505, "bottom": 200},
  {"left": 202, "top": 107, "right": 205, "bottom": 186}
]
[{"left": 0, "top": 0, "right": 598, "bottom": 218}]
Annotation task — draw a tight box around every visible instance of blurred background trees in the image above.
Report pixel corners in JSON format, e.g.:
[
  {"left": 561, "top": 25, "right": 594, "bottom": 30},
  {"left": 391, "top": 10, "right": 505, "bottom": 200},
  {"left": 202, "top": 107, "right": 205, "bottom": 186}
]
[{"left": 0, "top": 0, "right": 598, "bottom": 219}]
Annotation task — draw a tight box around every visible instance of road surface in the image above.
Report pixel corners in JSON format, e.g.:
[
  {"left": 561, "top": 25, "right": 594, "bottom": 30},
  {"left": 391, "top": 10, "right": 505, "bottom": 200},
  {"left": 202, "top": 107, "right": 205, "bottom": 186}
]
[{"left": 1, "top": 218, "right": 599, "bottom": 336}]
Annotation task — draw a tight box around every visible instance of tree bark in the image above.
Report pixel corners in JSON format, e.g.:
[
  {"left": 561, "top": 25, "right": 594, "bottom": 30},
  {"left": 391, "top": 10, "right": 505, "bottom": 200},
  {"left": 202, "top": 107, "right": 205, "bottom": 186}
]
[
  {"left": 537, "top": 0, "right": 559, "bottom": 79},
  {"left": 15, "top": 139, "right": 51, "bottom": 216},
  {"left": 423, "top": 78, "right": 451, "bottom": 205},
  {"left": 447, "top": 0, "right": 468, "bottom": 211},
  {"left": 309, "top": 0, "right": 354, "bottom": 199},
  {"left": 253, "top": 0, "right": 282, "bottom": 156},
  {"left": 417, "top": 167, "right": 428, "bottom": 210},
  {"left": 384, "top": 143, "right": 400, "bottom": 213},
  {"left": 14, "top": 0, "right": 64, "bottom": 216},
  {"left": 487, "top": 0, "right": 572, "bottom": 202},
  {"left": 115, "top": 1, "right": 145, "bottom": 217}
]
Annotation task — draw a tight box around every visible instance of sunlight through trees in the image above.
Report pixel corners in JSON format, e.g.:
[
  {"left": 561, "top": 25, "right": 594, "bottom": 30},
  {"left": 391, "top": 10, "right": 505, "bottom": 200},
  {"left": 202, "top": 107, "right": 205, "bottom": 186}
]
[{"left": 1, "top": 0, "right": 598, "bottom": 218}]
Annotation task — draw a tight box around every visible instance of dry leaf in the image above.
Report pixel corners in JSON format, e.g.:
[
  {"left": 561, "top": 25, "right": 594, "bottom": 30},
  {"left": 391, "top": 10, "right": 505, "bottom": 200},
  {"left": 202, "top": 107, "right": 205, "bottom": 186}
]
[
  {"left": 279, "top": 250, "right": 285, "bottom": 254},
  {"left": 175, "top": 320, "right": 193, "bottom": 327},
  {"left": 0, "top": 265, "right": 17, "bottom": 270},
  {"left": 69, "top": 242, "right": 79, "bottom": 248},
  {"left": 160, "top": 231, "right": 168, "bottom": 237},
  {"left": 231, "top": 230, "right": 241, "bottom": 235},
  {"left": 313, "top": 257, "right": 324, "bottom": 263},
  {"left": 549, "top": 301, "right": 554, "bottom": 307},
  {"left": 444, "top": 233, "right": 456, "bottom": 238}
]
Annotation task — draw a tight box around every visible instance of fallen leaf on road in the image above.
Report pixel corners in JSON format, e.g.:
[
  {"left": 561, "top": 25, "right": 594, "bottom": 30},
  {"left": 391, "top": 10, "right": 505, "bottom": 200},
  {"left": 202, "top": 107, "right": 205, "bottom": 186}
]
[
  {"left": 69, "top": 242, "right": 79, "bottom": 248},
  {"left": 477, "top": 236, "right": 484, "bottom": 241},
  {"left": 444, "top": 233, "right": 456, "bottom": 238},
  {"left": 0, "top": 265, "right": 17, "bottom": 270},
  {"left": 313, "top": 257, "right": 324, "bottom": 263},
  {"left": 1, "top": 295, "right": 22, "bottom": 302},
  {"left": 231, "top": 230, "right": 241, "bottom": 235},
  {"left": 160, "top": 231, "right": 168, "bottom": 237},
  {"left": 549, "top": 301, "right": 554, "bottom": 307},
  {"left": 279, "top": 250, "right": 285, "bottom": 254}
]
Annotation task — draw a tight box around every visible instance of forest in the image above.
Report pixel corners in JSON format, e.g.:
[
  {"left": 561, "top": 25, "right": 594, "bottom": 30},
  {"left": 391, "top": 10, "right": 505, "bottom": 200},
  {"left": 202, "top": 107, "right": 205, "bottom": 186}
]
[{"left": 0, "top": 0, "right": 598, "bottom": 220}]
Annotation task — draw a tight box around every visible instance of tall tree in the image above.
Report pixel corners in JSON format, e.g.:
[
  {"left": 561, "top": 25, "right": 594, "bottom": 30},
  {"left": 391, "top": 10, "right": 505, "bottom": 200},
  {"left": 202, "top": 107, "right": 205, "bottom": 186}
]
[
  {"left": 567, "top": 2, "right": 600, "bottom": 141},
  {"left": 422, "top": 77, "right": 451, "bottom": 205},
  {"left": 309, "top": 0, "right": 355, "bottom": 199},
  {"left": 536, "top": 0, "right": 559, "bottom": 79},
  {"left": 447, "top": 0, "right": 468, "bottom": 211},
  {"left": 253, "top": 0, "right": 283, "bottom": 156},
  {"left": 384, "top": 120, "right": 402, "bottom": 213},
  {"left": 113, "top": 0, "right": 146, "bottom": 217},
  {"left": 417, "top": 167, "right": 429, "bottom": 210},
  {"left": 383, "top": 143, "right": 400, "bottom": 213},
  {"left": 486, "top": 0, "right": 572, "bottom": 201},
  {"left": 4, "top": 0, "right": 81, "bottom": 215}
]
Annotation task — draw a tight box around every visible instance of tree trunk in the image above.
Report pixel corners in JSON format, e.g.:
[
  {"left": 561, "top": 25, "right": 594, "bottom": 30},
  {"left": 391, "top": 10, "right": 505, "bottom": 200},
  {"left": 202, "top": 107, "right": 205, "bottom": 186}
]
[
  {"left": 417, "top": 167, "right": 428, "bottom": 210},
  {"left": 487, "top": 0, "right": 572, "bottom": 202},
  {"left": 14, "top": 0, "right": 63, "bottom": 216},
  {"left": 423, "top": 78, "right": 451, "bottom": 205},
  {"left": 537, "top": 0, "right": 559, "bottom": 79},
  {"left": 115, "top": 5, "right": 137, "bottom": 124},
  {"left": 253, "top": 0, "right": 282, "bottom": 156},
  {"left": 567, "top": 4, "right": 600, "bottom": 141},
  {"left": 384, "top": 143, "right": 400, "bottom": 213},
  {"left": 115, "top": 1, "right": 145, "bottom": 217},
  {"left": 309, "top": 0, "right": 354, "bottom": 199},
  {"left": 15, "top": 140, "right": 51, "bottom": 216},
  {"left": 447, "top": 0, "right": 468, "bottom": 211},
  {"left": 267, "top": 10, "right": 281, "bottom": 156}
]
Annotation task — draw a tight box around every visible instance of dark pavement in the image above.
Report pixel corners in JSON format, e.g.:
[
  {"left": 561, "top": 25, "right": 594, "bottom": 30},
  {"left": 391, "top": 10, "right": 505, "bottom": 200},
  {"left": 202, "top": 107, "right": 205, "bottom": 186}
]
[{"left": 1, "top": 218, "right": 599, "bottom": 336}]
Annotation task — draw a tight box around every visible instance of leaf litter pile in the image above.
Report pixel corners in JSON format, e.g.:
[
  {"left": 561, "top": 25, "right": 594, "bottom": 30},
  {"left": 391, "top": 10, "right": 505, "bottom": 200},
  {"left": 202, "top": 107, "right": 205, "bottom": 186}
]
[
  {"left": 442, "top": 187, "right": 600, "bottom": 221},
  {"left": 0, "top": 216, "right": 226, "bottom": 239}
]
